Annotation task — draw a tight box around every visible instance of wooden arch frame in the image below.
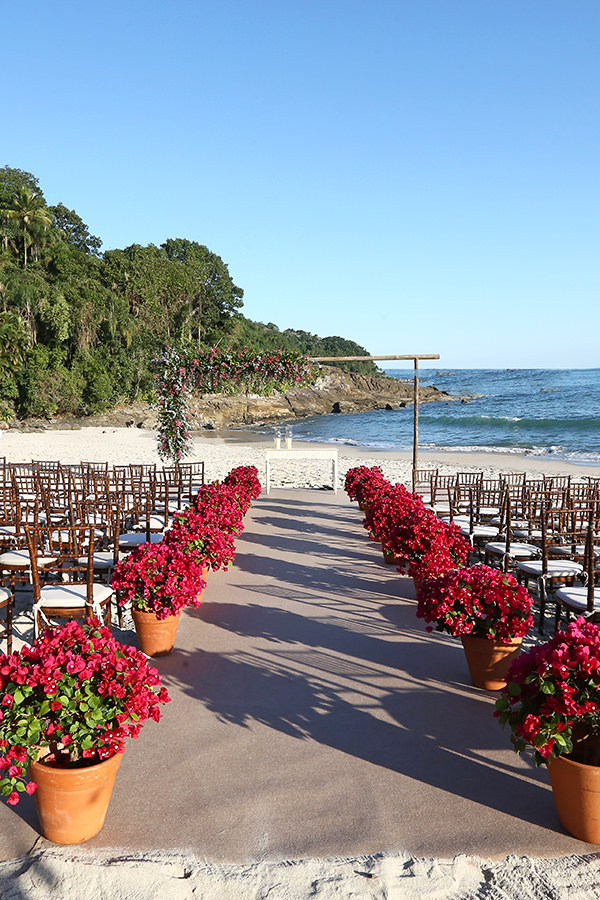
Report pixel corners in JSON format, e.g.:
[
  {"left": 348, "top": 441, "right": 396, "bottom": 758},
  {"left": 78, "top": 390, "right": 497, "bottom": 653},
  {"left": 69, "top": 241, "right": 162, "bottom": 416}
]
[{"left": 308, "top": 354, "right": 441, "bottom": 491}]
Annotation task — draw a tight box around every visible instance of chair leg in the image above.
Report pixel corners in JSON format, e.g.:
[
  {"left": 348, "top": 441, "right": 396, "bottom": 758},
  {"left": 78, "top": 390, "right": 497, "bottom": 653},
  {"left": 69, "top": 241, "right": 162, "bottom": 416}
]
[
  {"left": 538, "top": 579, "right": 546, "bottom": 636},
  {"left": 6, "top": 593, "right": 12, "bottom": 655}
]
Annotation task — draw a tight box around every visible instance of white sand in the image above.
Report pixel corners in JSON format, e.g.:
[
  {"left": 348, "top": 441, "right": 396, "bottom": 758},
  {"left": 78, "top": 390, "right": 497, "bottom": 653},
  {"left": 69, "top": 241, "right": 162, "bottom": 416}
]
[
  {"left": 3, "top": 425, "right": 599, "bottom": 488},
  {"left": 3, "top": 846, "right": 600, "bottom": 899},
  {"left": 3, "top": 425, "right": 600, "bottom": 899}
]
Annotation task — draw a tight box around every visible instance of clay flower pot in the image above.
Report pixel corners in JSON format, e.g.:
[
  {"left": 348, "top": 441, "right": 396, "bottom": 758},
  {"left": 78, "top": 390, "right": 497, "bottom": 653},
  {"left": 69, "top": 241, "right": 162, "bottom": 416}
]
[
  {"left": 460, "top": 634, "right": 523, "bottom": 691},
  {"left": 132, "top": 608, "right": 182, "bottom": 657},
  {"left": 548, "top": 755, "right": 600, "bottom": 843},
  {"left": 29, "top": 752, "right": 123, "bottom": 844}
]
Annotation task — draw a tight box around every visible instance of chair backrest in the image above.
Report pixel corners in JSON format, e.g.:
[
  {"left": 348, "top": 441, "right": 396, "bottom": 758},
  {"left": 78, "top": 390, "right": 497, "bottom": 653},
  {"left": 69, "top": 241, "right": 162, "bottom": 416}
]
[
  {"left": 80, "top": 498, "right": 122, "bottom": 566},
  {"left": 412, "top": 468, "right": 438, "bottom": 498},
  {"left": 499, "top": 473, "right": 526, "bottom": 488},
  {"left": 47, "top": 524, "right": 95, "bottom": 594}
]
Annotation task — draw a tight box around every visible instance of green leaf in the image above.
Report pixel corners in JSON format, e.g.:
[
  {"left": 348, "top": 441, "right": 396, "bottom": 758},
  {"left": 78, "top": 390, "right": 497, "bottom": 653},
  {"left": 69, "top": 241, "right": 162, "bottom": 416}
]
[{"left": 507, "top": 682, "right": 521, "bottom": 697}]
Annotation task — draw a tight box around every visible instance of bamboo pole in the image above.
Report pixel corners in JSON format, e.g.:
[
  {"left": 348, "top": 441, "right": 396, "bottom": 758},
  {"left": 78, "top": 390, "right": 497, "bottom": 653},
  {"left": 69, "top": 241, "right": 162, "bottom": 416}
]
[
  {"left": 309, "top": 355, "right": 440, "bottom": 362},
  {"left": 413, "top": 357, "right": 419, "bottom": 492}
]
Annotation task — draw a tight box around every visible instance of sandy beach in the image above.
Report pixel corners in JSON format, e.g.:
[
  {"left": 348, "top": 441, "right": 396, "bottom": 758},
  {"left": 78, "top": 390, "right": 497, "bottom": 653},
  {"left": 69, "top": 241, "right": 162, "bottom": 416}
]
[
  {"left": 2, "top": 424, "right": 599, "bottom": 488},
  {"left": 2, "top": 426, "right": 600, "bottom": 899}
]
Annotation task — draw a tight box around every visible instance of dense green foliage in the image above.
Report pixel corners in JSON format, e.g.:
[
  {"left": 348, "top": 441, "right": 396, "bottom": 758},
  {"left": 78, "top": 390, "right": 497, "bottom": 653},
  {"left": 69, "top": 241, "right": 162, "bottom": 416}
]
[
  {"left": 228, "top": 316, "right": 380, "bottom": 375},
  {"left": 0, "top": 166, "right": 376, "bottom": 420}
]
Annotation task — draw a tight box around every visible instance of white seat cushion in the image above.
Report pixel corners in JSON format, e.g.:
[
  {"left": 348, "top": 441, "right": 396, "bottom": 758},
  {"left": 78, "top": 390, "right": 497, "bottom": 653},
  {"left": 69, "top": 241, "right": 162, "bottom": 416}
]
[
  {"left": 485, "top": 541, "right": 540, "bottom": 559},
  {"left": 77, "top": 551, "right": 123, "bottom": 570},
  {"left": 516, "top": 559, "right": 583, "bottom": 579},
  {"left": 442, "top": 515, "right": 470, "bottom": 527},
  {"left": 479, "top": 506, "right": 500, "bottom": 518},
  {"left": 119, "top": 532, "right": 164, "bottom": 550},
  {"left": 0, "top": 550, "right": 55, "bottom": 569},
  {"left": 551, "top": 545, "right": 600, "bottom": 558},
  {"left": 460, "top": 525, "right": 499, "bottom": 539},
  {"left": 513, "top": 529, "right": 543, "bottom": 541},
  {"left": 38, "top": 582, "right": 113, "bottom": 607},
  {"left": 555, "top": 586, "right": 600, "bottom": 611}
]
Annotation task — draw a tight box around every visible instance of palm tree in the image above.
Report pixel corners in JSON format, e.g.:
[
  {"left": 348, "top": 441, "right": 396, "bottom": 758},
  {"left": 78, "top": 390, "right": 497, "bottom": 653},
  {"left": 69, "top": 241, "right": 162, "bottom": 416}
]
[
  {"left": 0, "top": 312, "right": 27, "bottom": 377},
  {"left": 1, "top": 188, "right": 52, "bottom": 267}
]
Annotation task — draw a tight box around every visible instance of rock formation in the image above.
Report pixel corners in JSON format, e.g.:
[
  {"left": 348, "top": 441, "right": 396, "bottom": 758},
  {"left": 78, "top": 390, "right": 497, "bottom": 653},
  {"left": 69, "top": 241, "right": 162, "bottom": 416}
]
[{"left": 9, "top": 367, "right": 452, "bottom": 431}]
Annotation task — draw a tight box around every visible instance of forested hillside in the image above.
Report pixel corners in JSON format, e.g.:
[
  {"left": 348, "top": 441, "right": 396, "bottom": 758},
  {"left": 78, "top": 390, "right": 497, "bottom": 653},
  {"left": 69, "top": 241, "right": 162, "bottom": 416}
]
[{"left": 0, "top": 166, "right": 377, "bottom": 421}]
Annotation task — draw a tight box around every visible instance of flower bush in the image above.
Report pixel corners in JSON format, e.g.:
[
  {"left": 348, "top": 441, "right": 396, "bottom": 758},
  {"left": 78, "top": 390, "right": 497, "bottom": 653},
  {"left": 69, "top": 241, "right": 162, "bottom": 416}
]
[
  {"left": 346, "top": 466, "right": 470, "bottom": 579},
  {"left": 112, "top": 541, "right": 208, "bottom": 619},
  {"left": 192, "top": 482, "right": 247, "bottom": 535},
  {"left": 495, "top": 618, "right": 600, "bottom": 766},
  {"left": 363, "top": 482, "right": 406, "bottom": 543},
  {"left": 0, "top": 619, "right": 170, "bottom": 805},
  {"left": 417, "top": 564, "right": 534, "bottom": 642},
  {"left": 402, "top": 509, "right": 471, "bottom": 581},
  {"left": 367, "top": 487, "right": 469, "bottom": 580},
  {"left": 344, "top": 466, "right": 384, "bottom": 504},
  {"left": 223, "top": 465, "right": 262, "bottom": 512},
  {"left": 164, "top": 512, "right": 237, "bottom": 572},
  {"left": 113, "top": 465, "right": 260, "bottom": 613},
  {"left": 355, "top": 467, "right": 388, "bottom": 510}
]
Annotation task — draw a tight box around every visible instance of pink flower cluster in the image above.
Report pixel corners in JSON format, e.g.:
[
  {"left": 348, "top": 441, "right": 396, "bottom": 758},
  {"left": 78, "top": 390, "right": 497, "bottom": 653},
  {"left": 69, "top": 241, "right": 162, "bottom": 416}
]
[
  {"left": 0, "top": 619, "right": 170, "bottom": 804},
  {"left": 495, "top": 618, "right": 600, "bottom": 766},
  {"left": 192, "top": 348, "right": 316, "bottom": 395},
  {"left": 223, "top": 465, "right": 262, "bottom": 507},
  {"left": 344, "top": 466, "right": 386, "bottom": 504},
  {"left": 416, "top": 564, "right": 534, "bottom": 643},
  {"left": 112, "top": 466, "right": 262, "bottom": 616},
  {"left": 345, "top": 466, "right": 470, "bottom": 580},
  {"left": 111, "top": 540, "right": 208, "bottom": 619}
]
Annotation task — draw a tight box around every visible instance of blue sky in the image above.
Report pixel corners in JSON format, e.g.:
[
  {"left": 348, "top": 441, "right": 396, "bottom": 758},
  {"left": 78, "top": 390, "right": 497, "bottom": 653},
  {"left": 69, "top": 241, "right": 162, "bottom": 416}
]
[{"left": 4, "top": 1, "right": 599, "bottom": 370}]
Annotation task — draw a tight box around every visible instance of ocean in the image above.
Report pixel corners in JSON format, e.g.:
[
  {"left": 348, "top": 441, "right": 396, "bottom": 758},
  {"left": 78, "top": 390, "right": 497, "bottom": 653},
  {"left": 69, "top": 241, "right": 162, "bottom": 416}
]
[{"left": 289, "top": 369, "right": 600, "bottom": 465}]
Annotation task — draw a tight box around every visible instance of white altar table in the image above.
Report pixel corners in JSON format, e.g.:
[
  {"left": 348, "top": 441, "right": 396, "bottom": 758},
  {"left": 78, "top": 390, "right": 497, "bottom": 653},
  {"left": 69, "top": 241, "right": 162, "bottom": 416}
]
[{"left": 265, "top": 448, "right": 339, "bottom": 494}]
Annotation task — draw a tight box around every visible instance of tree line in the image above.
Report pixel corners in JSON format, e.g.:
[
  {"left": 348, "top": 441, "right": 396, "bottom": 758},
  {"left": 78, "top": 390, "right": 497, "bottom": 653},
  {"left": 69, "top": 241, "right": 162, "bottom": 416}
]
[{"left": 0, "top": 166, "right": 377, "bottom": 421}]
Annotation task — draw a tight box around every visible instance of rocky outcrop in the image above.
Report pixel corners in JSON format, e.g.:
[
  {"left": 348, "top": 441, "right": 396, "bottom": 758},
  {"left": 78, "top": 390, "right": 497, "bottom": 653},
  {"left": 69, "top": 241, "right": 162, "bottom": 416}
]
[
  {"left": 9, "top": 367, "right": 452, "bottom": 431},
  {"left": 186, "top": 367, "right": 452, "bottom": 428}
]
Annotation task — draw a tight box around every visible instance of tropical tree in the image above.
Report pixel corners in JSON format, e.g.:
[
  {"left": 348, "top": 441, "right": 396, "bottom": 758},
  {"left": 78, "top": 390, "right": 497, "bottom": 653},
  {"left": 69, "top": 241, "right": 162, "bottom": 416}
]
[
  {"left": 1, "top": 187, "right": 52, "bottom": 267},
  {"left": 0, "top": 311, "right": 28, "bottom": 378},
  {"left": 49, "top": 203, "right": 102, "bottom": 255}
]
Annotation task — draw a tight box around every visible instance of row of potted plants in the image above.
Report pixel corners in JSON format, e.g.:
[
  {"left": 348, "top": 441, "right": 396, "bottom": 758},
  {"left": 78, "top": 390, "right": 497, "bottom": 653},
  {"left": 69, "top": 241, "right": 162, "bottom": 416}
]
[
  {"left": 345, "top": 465, "right": 472, "bottom": 580},
  {"left": 0, "top": 464, "right": 262, "bottom": 843},
  {"left": 112, "top": 464, "right": 261, "bottom": 648},
  {"left": 345, "top": 465, "right": 600, "bottom": 843}
]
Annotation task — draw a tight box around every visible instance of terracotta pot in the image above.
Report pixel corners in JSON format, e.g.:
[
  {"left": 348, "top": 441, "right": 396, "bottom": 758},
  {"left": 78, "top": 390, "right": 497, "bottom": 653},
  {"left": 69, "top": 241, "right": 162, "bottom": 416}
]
[
  {"left": 412, "top": 577, "right": 423, "bottom": 593},
  {"left": 383, "top": 547, "right": 402, "bottom": 565},
  {"left": 548, "top": 755, "right": 600, "bottom": 843},
  {"left": 197, "top": 566, "right": 208, "bottom": 601},
  {"left": 460, "top": 634, "right": 522, "bottom": 690},
  {"left": 132, "top": 608, "right": 181, "bottom": 657},
  {"left": 29, "top": 751, "right": 122, "bottom": 844}
]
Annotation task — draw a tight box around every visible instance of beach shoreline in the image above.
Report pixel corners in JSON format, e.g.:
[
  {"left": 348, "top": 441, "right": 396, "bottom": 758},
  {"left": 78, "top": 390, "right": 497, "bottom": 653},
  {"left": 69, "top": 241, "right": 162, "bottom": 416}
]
[{"left": 2, "top": 425, "right": 599, "bottom": 484}]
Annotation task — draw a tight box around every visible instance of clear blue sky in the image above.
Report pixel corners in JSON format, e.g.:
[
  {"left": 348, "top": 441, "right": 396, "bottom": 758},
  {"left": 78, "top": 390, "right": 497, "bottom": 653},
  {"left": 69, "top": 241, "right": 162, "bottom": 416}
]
[{"left": 4, "top": 1, "right": 598, "bottom": 370}]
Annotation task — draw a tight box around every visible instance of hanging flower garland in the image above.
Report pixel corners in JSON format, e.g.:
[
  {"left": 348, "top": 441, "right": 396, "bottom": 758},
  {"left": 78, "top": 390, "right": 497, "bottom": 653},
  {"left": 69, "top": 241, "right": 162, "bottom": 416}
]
[{"left": 153, "top": 347, "right": 316, "bottom": 465}]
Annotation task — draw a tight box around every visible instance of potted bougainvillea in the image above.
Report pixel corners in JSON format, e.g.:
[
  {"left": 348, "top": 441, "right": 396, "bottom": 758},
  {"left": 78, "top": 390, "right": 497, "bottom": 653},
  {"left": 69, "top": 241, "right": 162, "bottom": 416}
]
[
  {"left": 0, "top": 618, "right": 170, "bottom": 844},
  {"left": 416, "top": 565, "right": 534, "bottom": 689},
  {"left": 112, "top": 540, "right": 208, "bottom": 657},
  {"left": 496, "top": 618, "right": 600, "bottom": 842}
]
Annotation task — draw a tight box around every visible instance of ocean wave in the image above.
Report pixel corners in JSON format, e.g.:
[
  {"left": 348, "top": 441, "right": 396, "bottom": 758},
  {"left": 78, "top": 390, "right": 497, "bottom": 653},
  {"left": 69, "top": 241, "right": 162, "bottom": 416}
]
[{"left": 420, "top": 414, "right": 600, "bottom": 432}]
